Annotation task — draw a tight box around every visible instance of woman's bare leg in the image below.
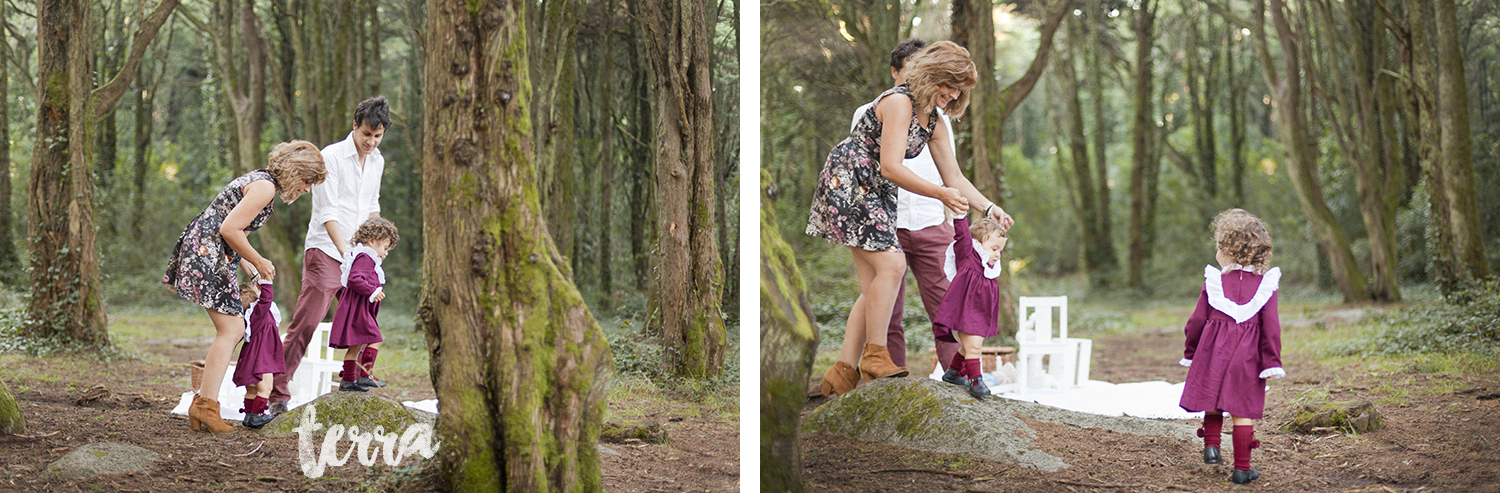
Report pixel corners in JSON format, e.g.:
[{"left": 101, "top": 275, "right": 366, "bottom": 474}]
[
  {"left": 202, "top": 309, "right": 247, "bottom": 401},
  {"left": 850, "top": 248, "right": 906, "bottom": 351},
  {"left": 838, "top": 250, "right": 879, "bottom": 366}
]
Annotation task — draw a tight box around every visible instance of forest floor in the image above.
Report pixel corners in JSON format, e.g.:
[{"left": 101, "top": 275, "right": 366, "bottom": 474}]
[
  {"left": 0, "top": 307, "right": 738, "bottom": 492},
  {"left": 800, "top": 297, "right": 1500, "bottom": 492}
]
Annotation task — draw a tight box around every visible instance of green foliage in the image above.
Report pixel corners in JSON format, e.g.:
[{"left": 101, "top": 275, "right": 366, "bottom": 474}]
[{"left": 1326, "top": 280, "right": 1500, "bottom": 356}]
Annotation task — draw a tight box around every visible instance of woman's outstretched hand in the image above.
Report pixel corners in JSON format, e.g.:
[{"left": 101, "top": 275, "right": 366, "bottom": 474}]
[
  {"left": 254, "top": 258, "right": 276, "bottom": 281},
  {"left": 937, "top": 186, "right": 968, "bottom": 213},
  {"left": 989, "top": 206, "right": 1014, "bottom": 230}
]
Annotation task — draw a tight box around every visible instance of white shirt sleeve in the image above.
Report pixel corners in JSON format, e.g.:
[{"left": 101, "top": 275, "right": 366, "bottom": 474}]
[
  {"left": 365, "top": 156, "right": 383, "bottom": 216},
  {"left": 312, "top": 151, "right": 341, "bottom": 227}
]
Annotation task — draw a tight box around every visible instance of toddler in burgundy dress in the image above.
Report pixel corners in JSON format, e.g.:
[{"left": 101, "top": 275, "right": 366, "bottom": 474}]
[
  {"left": 932, "top": 203, "right": 1008, "bottom": 399},
  {"left": 233, "top": 277, "right": 284, "bottom": 428},
  {"left": 330, "top": 218, "right": 399, "bottom": 392},
  {"left": 1178, "top": 208, "right": 1285, "bottom": 485}
]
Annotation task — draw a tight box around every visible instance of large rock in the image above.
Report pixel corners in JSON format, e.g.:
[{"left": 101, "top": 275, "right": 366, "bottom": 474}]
[
  {"left": 46, "top": 442, "right": 157, "bottom": 479},
  {"left": 260, "top": 391, "right": 436, "bottom": 438},
  {"left": 1285, "top": 399, "right": 1383, "bottom": 434},
  {"left": 804, "top": 378, "right": 1197, "bottom": 472}
]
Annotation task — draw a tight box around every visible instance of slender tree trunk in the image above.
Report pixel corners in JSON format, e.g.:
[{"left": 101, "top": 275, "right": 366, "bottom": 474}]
[
  {"left": 1228, "top": 23, "right": 1247, "bottom": 205},
  {"left": 419, "top": 1, "right": 610, "bottom": 490},
  {"left": 0, "top": 0, "right": 14, "bottom": 281},
  {"left": 1433, "top": 0, "right": 1490, "bottom": 279},
  {"left": 531, "top": 0, "right": 580, "bottom": 268},
  {"left": 1086, "top": 1, "right": 1116, "bottom": 277},
  {"left": 952, "top": 0, "right": 995, "bottom": 194},
  {"left": 759, "top": 169, "right": 818, "bottom": 492},
  {"left": 641, "top": 0, "right": 726, "bottom": 378},
  {"left": 1254, "top": 0, "right": 1368, "bottom": 301},
  {"left": 28, "top": 0, "right": 179, "bottom": 347},
  {"left": 597, "top": 0, "right": 617, "bottom": 311},
  {"left": 94, "top": 0, "right": 125, "bottom": 191},
  {"left": 131, "top": 64, "right": 152, "bottom": 237},
  {"left": 1061, "top": 18, "right": 1110, "bottom": 288},
  {"left": 630, "top": 33, "right": 652, "bottom": 291},
  {"left": 1128, "top": 0, "right": 1155, "bottom": 289},
  {"left": 1402, "top": 0, "right": 1459, "bottom": 292}
]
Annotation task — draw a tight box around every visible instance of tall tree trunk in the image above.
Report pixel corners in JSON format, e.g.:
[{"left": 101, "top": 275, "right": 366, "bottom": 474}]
[
  {"left": 1254, "top": 0, "right": 1368, "bottom": 301},
  {"left": 93, "top": 0, "right": 125, "bottom": 191},
  {"left": 1128, "top": 0, "right": 1155, "bottom": 289},
  {"left": 1433, "top": 0, "right": 1490, "bottom": 279},
  {"left": 713, "top": 0, "right": 739, "bottom": 318},
  {"left": 0, "top": 0, "right": 14, "bottom": 281},
  {"left": 597, "top": 0, "right": 617, "bottom": 311},
  {"left": 952, "top": 0, "right": 996, "bottom": 194},
  {"left": 1402, "top": 0, "right": 1459, "bottom": 292},
  {"left": 1227, "top": 23, "right": 1247, "bottom": 205},
  {"left": 838, "top": 0, "right": 904, "bottom": 96},
  {"left": 419, "top": 1, "right": 610, "bottom": 490},
  {"left": 641, "top": 0, "right": 727, "bottom": 378},
  {"left": 759, "top": 169, "right": 818, "bottom": 492},
  {"left": 1086, "top": 0, "right": 1116, "bottom": 278},
  {"left": 531, "top": 0, "right": 580, "bottom": 268},
  {"left": 1060, "top": 17, "right": 1110, "bottom": 288},
  {"left": 130, "top": 62, "right": 154, "bottom": 237},
  {"left": 28, "top": 0, "right": 179, "bottom": 347},
  {"left": 629, "top": 31, "right": 653, "bottom": 291}
]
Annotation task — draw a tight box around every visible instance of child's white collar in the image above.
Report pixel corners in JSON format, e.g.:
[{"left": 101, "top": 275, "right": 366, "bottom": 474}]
[
  {"left": 1220, "top": 263, "right": 1259, "bottom": 274},
  {"left": 943, "top": 239, "right": 1004, "bottom": 281},
  {"left": 1203, "top": 264, "right": 1280, "bottom": 323},
  {"left": 340, "top": 244, "right": 387, "bottom": 287}
]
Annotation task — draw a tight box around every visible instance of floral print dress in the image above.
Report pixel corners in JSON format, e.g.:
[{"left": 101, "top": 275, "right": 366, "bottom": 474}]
[
  {"left": 163, "top": 170, "right": 277, "bottom": 315},
  {"left": 806, "top": 85, "right": 937, "bottom": 252}
]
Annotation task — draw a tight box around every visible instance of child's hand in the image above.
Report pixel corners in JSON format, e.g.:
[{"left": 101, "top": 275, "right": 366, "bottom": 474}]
[{"left": 372, "top": 291, "right": 386, "bottom": 303}]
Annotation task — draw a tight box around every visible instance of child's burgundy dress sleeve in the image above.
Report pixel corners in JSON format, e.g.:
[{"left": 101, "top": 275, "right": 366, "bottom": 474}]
[
  {"left": 1257, "top": 291, "right": 1283, "bottom": 372},
  {"left": 345, "top": 255, "right": 382, "bottom": 300},
  {"left": 1182, "top": 287, "right": 1210, "bottom": 361}
]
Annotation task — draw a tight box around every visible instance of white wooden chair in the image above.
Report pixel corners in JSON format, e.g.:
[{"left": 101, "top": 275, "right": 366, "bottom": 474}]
[
  {"left": 285, "top": 322, "right": 341, "bottom": 409},
  {"left": 1016, "top": 296, "right": 1092, "bottom": 396}
]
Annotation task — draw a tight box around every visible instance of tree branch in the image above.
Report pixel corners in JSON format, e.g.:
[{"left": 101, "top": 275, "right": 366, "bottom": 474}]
[
  {"left": 93, "top": 0, "right": 182, "bottom": 119},
  {"left": 997, "top": 0, "right": 1073, "bottom": 121},
  {"left": 1199, "top": 0, "right": 1255, "bottom": 31}
]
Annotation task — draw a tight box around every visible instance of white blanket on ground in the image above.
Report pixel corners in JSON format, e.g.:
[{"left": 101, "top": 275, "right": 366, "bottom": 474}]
[{"left": 929, "top": 366, "right": 1202, "bottom": 420}]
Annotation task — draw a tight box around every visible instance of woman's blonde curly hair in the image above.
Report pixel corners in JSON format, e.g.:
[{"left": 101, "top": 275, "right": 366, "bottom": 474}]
[
  {"left": 266, "top": 141, "right": 328, "bottom": 197},
  {"left": 1212, "top": 208, "right": 1273, "bottom": 273},
  {"left": 350, "top": 217, "right": 400, "bottom": 250},
  {"left": 902, "top": 41, "right": 978, "bottom": 120}
]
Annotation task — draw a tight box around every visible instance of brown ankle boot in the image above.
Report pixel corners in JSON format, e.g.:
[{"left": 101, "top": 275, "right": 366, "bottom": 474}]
[
  {"left": 820, "top": 361, "right": 860, "bottom": 397},
  {"left": 859, "top": 343, "right": 909, "bottom": 382},
  {"left": 188, "top": 394, "right": 235, "bottom": 434}
]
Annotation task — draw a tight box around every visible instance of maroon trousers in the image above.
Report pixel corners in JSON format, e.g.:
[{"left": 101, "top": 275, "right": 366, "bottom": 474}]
[
  {"left": 270, "top": 249, "right": 343, "bottom": 403},
  {"left": 886, "top": 222, "right": 961, "bottom": 369}
]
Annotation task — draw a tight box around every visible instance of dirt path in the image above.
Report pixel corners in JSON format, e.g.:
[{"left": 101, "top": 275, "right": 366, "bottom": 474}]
[
  {"left": 800, "top": 306, "right": 1500, "bottom": 492},
  {"left": 0, "top": 334, "right": 736, "bottom": 492}
]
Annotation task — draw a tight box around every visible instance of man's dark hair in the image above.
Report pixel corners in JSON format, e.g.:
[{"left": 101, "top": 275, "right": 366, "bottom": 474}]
[
  {"left": 889, "top": 38, "right": 928, "bottom": 71},
  {"left": 353, "top": 96, "right": 392, "bottom": 131}
]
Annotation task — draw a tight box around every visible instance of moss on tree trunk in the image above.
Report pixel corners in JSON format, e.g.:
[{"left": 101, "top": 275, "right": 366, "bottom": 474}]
[
  {"left": 0, "top": 379, "right": 24, "bottom": 434},
  {"left": 760, "top": 170, "right": 818, "bottom": 492},
  {"left": 419, "top": 1, "right": 611, "bottom": 490}
]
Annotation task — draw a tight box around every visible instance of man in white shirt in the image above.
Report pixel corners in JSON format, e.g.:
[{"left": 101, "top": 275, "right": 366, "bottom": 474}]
[
  {"left": 853, "top": 40, "right": 1010, "bottom": 373},
  {"left": 270, "top": 96, "right": 390, "bottom": 411}
]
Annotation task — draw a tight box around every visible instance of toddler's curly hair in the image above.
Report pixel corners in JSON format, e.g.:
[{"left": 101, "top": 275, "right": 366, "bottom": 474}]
[
  {"left": 1212, "top": 208, "right": 1273, "bottom": 273},
  {"left": 970, "top": 215, "right": 1007, "bottom": 243},
  {"left": 350, "top": 217, "right": 400, "bottom": 249},
  {"left": 239, "top": 279, "right": 258, "bottom": 312}
]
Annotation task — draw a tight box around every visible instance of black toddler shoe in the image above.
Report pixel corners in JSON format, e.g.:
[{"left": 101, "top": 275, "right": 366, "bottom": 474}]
[
  {"left": 1230, "top": 468, "right": 1259, "bottom": 485},
  {"left": 357, "top": 376, "right": 387, "bottom": 388},
  {"left": 243, "top": 412, "right": 275, "bottom": 429},
  {"left": 941, "top": 368, "right": 967, "bottom": 387},
  {"left": 1203, "top": 446, "right": 1221, "bottom": 464},
  {"left": 339, "top": 380, "right": 369, "bottom": 392},
  {"left": 966, "top": 377, "right": 992, "bottom": 399}
]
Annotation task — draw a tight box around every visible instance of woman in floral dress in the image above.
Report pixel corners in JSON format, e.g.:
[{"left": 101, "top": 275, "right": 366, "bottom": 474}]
[
  {"left": 806, "top": 41, "right": 987, "bottom": 393},
  {"left": 164, "top": 141, "right": 326, "bottom": 433}
]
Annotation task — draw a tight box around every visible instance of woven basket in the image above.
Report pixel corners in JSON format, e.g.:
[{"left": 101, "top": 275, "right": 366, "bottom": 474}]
[{"left": 186, "top": 360, "right": 206, "bottom": 392}]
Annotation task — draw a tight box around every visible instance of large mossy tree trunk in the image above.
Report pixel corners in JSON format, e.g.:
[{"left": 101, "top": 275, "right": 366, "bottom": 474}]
[
  {"left": 0, "top": 379, "right": 22, "bottom": 434},
  {"left": 1253, "top": 0, "right": 1368, "bottom": 301},
  {"left": 418, "top": 1, "right": 612, "bottom": 491},
  {"left": 1127, "top": 0, "right": 1156, "bottom": 289},
  {"left": 1433, "top": 0, "right": 1490, "bottom": 280},
  {"left": 28, "top": 0, "right": 178, "bottom": 348},
  {"left": 760, "top": 170, "right": 818, "bottom": 492},
  {"left": 640, "top": 0, "right": 727, "bottom": 379},
  {"left": 1400, "top": 0, "right": 1461, "bottom": 293}
]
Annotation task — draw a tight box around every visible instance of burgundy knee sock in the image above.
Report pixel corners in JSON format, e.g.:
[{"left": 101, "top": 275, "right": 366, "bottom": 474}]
[
  {"left": 341, "top": 359, "right": 356, "bottom": 382},
  {"left": 1232, "top": 425, "right": 1259, "bottom": 471},
  {"left": 241, "top": 396, "right": 267, "bottom": 414},
  {"left": 1200, "top": 412, "right": 1223, "bottom": 448},
  {"left": 949, "top": 352, "right": 966, "bottom": 372},
  {"left": 359, "top": 346, "right": 380, "bottom": 378},
  {"left": 963, "top": 359, "right": 982, "bottom": 380}
]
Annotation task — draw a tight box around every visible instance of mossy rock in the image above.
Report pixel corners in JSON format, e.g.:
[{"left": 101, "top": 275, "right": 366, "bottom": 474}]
[
  {"left": 600, "top": 420, "right": 668, "bottom": 444},
  {"left": 260, "top": 392, "right": 435, "bottom": 438},
  {"left": 804, "top": 378, "right": 1196, "bottom": 472},
  {"left": 1285, "top": 399, "right": 1383, "bottom": 434},
  {"left": 0, "top": 379, "right": 24, "bottom": 434}
]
